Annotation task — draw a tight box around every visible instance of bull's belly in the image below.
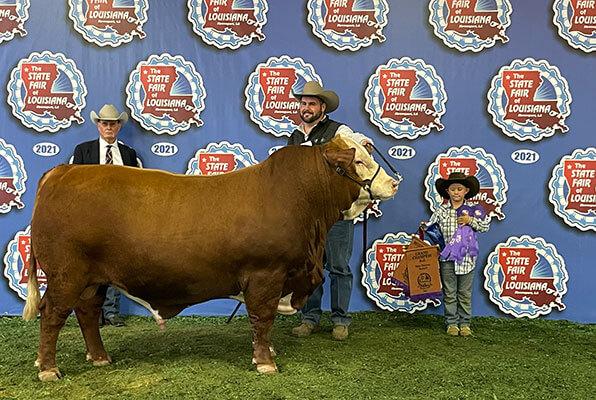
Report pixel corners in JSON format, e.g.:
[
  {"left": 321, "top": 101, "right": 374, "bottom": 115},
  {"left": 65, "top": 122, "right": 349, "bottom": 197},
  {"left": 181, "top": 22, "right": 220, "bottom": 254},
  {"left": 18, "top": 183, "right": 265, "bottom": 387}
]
[{"left": 117, "top": 271, "right": 239, "bottom": 309}]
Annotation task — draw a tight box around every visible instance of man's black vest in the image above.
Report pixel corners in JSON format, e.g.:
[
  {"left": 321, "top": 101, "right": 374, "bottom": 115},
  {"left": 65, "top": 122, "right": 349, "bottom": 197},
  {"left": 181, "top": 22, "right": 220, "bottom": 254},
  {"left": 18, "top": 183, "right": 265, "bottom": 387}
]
[{"left": 287, "top": 117, "right": 342, "bottom": 146}]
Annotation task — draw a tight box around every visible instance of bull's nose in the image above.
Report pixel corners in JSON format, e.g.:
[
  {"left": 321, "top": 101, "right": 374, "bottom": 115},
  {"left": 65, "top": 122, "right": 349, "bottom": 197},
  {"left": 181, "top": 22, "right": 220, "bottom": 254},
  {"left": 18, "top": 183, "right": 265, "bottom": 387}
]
[{"left": 389, "top": 179, "right": 399, "bottom": 195}]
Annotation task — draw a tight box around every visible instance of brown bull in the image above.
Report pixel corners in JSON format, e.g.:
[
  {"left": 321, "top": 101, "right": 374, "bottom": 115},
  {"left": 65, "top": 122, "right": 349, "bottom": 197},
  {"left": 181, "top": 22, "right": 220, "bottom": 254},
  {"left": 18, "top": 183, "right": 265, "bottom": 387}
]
[{"left": 22, "top": 134, "right": 398, "bottom": 381}]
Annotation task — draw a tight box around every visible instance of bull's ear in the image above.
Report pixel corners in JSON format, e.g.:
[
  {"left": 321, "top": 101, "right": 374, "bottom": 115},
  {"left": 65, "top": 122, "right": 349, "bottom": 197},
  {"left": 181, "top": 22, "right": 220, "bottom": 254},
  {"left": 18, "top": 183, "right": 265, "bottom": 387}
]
[{"left": 323, "top": 148, "right": 355, "bottom": 168}]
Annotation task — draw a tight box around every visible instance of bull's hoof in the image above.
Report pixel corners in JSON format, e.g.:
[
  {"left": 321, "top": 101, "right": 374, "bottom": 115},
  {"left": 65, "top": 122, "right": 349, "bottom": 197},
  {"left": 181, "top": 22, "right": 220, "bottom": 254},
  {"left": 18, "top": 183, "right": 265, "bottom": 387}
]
[
  {"left": 86, "top": 353, "right": 112, "bottom": 366},
  {"left": 92, "top": 359, "right": 111, "bottom": 367},
  {"left": 251, "top": 346, "right": 277, "bottom": 365},
  {"left": 256, "top": 363, "right": 278, "bottom": 374},
  {"left": 38, "top": 368, "right": 62, "bottom": 382}
]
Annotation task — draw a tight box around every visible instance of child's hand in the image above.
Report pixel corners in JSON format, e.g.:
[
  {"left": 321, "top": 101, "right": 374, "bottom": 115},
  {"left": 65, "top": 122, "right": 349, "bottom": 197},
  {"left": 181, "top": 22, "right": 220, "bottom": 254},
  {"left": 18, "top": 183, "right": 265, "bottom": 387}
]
[
  {"left": 457, "top": 214, "right": 472, "bottom": 225},
  {"left": 419, "top": 221, "right": 428, "bottom": 231}
]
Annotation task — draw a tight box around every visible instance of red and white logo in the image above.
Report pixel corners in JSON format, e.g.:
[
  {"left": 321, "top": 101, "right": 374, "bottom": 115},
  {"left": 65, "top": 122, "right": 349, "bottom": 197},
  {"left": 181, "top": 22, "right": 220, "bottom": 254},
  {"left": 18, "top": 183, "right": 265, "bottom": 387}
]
[
  {"left": 429, "top": 0, "right": 512, "bottom": 52},
  {"left": 0, "top": 0, "right": 29, "bottom": 44},
  {"left": 549, "top": 148, "right": 596, "bottom": 231},
  {"left": 484, "top": 236, "right": 568, "bottom": 319},
  {"left": 244, "top": 55, "right": 321, "bottom": 137},
  {"left": 187, "top": 0, "right": 268, "bottom": 49},
  {"left": 0, "top": 138, "right": 27, "bottom": 214},
  {"left": 487, "top": 58, "right": 572, "bottom": 141},
  {"left": 365, "top": 58, "right": 447, "bottom": 140},
  {"left": 126, "top": 53, "right": 207, "bottom": 135},
  {"left": 7, "top": 51, "right": 87, "bottom": 133},
  {"left": 306, "top": 0, "right": 389, "bottom": 51},
  {"left": 68, "top": 0, "right": 148, "bottom": 47},
  {"left": 553, "top": 0, "right": 596, "bottom": 52},
  {"left": 3, "top": 226, "right": 47, "bottom": 301},
  {"left": 186, "top": 141, "right": 257, "bottom": 175}
]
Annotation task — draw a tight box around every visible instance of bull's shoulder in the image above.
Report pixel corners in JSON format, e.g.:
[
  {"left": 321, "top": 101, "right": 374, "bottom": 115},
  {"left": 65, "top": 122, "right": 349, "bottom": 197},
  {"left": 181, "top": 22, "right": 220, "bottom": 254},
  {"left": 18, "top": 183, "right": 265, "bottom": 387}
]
[{"left": 267, "top": 145, "right": 321, "bottom": 164}]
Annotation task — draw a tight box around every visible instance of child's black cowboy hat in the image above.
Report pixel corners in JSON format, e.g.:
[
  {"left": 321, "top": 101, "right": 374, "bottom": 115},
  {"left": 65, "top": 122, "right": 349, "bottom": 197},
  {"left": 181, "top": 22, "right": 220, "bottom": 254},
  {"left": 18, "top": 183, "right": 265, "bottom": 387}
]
[{"left": 435, "top": 172, "right": 480, "bottom": 199}]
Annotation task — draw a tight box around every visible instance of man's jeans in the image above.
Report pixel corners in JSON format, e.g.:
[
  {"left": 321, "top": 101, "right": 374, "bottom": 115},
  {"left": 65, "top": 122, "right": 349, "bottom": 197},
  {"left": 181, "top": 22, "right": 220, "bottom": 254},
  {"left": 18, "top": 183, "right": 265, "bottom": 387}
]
[
  {"left": 301, "top": 219, "right": 354, "bottom": 326},
  {"left": 440, "top": 261, "right": 474, "bottom": 326},
  {"left": 102, "top": 286, "right": 121, "bottom": 317}
]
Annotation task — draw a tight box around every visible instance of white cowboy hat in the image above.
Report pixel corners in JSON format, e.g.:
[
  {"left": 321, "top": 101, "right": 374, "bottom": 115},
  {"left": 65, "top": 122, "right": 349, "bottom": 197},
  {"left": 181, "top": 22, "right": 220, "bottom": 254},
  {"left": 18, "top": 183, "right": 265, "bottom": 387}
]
[
  {"left": 292, "top": 81, "right": 339, "bottom": 113},
  {"left": 90, "top": 104, "right": 128, "bottom": 124}
]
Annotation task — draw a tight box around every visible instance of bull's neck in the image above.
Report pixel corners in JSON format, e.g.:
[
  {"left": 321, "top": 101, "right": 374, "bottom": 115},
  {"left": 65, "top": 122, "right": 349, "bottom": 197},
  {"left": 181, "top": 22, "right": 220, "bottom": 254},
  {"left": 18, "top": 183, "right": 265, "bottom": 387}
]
[{"left": 295, "top": 147, "right": 358, "bottom": 228}]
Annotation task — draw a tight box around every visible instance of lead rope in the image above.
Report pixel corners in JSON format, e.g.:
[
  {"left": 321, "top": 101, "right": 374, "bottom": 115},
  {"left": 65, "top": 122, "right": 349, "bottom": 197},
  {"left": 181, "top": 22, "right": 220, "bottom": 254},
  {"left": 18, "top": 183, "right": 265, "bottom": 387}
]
[{"left": 361, "top": 144, "right": 403, "bottom": 269}]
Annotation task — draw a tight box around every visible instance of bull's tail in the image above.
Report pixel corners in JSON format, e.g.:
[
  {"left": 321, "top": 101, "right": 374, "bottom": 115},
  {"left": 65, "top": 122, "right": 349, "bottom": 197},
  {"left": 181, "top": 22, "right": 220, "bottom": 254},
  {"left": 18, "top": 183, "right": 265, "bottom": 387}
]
[{"left": 22, "top": 245, "right": 41, "bottom": 321}]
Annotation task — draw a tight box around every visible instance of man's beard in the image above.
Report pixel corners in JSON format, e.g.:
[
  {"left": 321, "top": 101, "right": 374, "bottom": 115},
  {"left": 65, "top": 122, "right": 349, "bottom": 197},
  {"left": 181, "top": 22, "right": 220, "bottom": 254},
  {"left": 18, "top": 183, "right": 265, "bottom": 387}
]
[{"left": 300, "top": 109, "right": 322, "bottom": 123}]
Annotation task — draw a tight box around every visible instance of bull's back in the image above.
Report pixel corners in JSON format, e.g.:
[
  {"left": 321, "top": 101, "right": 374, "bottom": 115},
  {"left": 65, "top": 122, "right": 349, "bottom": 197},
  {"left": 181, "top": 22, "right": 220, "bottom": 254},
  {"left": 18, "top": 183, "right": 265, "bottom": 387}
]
[{"left": 32, "top": 164, "right": 307, "bottom": 278}]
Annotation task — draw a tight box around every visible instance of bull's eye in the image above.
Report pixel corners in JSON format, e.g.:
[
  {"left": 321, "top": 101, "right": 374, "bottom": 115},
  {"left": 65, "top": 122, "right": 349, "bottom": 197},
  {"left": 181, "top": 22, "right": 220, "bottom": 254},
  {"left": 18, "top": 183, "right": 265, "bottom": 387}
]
[{"left": 355, "top": 160, "right": 365, "bottom": 166}]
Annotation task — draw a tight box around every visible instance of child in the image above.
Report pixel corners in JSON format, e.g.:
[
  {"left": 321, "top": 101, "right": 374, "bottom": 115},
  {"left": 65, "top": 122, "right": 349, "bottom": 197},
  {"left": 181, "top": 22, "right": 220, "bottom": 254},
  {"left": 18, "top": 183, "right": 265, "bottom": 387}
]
[{"left": 422, "top": 172, "right": 490, "bottom": 337}]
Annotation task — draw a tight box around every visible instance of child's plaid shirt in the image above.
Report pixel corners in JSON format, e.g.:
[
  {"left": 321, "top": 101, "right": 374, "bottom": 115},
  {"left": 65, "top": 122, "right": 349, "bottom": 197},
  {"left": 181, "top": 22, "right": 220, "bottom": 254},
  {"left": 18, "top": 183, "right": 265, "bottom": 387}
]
[{"left": 429, "top": 202, "right": 491, "bottom": 275}]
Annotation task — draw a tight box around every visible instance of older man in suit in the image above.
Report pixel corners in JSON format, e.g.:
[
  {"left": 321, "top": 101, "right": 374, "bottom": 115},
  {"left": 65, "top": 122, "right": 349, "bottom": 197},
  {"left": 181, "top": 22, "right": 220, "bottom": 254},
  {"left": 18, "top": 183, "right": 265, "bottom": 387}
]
[
  {"left": 72, "top": 104, "right": 140, "bottom": 326},
  {"left": 73, "top": 104, "right": 139, "bottom": 167}
]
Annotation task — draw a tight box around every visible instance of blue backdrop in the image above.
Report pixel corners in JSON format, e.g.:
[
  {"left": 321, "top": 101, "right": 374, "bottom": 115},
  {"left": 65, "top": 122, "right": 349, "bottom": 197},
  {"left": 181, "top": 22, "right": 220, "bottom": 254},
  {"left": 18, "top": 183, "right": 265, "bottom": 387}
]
[{"left": 0, "top": 0, "right": 594, "bottom": 322}]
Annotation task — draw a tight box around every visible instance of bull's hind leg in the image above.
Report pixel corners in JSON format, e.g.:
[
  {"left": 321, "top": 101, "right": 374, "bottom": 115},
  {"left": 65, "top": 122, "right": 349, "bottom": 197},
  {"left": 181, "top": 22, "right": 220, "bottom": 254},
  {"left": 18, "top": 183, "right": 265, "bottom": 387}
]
[
  {"left": 37, "top": 276, "right": 87, "bottom": 381},
  {"left": 244, "top": 275, "right": 284, "bottom": 374},
  {"left": 74, "top": 286, "right": 112, "bottom": 366},
  {"left": 37, "top": 291, "right": 73, "bottom": 381}
]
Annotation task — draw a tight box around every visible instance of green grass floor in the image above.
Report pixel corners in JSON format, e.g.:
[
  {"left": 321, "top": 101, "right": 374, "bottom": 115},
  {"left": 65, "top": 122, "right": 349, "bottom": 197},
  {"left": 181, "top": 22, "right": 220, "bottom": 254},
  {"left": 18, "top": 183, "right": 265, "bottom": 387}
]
[{"left": 0, "top": 312, "right": 594, "bottom": 400}]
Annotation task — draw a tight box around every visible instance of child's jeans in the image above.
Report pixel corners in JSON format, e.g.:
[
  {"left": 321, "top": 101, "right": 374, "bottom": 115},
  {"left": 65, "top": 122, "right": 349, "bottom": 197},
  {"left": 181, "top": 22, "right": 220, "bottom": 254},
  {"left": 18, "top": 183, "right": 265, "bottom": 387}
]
[{"left": 440, "top": 260, "right": 474, "bottom": 326}]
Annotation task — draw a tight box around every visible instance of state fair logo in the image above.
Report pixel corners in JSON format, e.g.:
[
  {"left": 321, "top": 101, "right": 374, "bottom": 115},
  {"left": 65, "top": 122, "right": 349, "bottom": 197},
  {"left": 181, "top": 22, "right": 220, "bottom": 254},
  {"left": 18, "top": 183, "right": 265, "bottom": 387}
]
[
  {"left": 3, "top": 226, "right": 47, "bottom": 301},
  {"left": 187, "top": 0, "right": 268, "bottom": 49},
  {"left": 306, "top": 0, "right": 389, "bottom": 51},
  {"left": 68, "top": 0, "right": 148, "bottom": 47},
  {"left": 0, "top": 0, "right": 29, "bottom": 44},
  {"left": 553, "top": 0, "right": 596, "bottom": 53},
  {"left": 428, "top": 0, "right": 512, "bottom": 52},
  {"left": 186, "top": 141, "right": 257, "bottom": 175},
  {"left": 424, "top": 146, "right": 508, "bottom": 221},
  {"left": 0, "top": 138, "right": 26, "bottom": 214},
  {"left": 487, "top": 58, "right": 572, "bottom": 142},
  {"left": 484, "top": 236, "right": 568, "bottom": 319},
  {"left": 548, "top": 148, "right": 596, "bottom": 232},
  {"left": 365, "top": 57, "right": 447, "bottom": 140},
  {"left": 361, "top": 232, "right": 441, "bottom": 313},
  {"left": 244, "top": 55, "right": 321, "bottom": 137},
  {"left": 126, "top": 54, "right": 207, "bottom": 135},
  {"left": 7, "top": 51, "right": 87, "bottom": 133}
]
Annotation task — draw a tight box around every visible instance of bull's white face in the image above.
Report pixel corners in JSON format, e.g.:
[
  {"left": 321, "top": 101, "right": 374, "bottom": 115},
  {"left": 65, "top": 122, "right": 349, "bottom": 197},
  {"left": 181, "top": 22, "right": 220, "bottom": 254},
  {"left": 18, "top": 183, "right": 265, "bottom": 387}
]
[{"left": 337, "top": 134, "right": 400, "bottom": 220}]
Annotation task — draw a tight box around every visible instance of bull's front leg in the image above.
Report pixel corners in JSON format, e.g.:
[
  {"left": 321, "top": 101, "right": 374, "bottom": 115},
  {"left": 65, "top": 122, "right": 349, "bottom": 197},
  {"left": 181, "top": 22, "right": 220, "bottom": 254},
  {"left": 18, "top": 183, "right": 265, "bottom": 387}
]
[{"left": 243, "top": 275, "right": 283, "bottom": 374}]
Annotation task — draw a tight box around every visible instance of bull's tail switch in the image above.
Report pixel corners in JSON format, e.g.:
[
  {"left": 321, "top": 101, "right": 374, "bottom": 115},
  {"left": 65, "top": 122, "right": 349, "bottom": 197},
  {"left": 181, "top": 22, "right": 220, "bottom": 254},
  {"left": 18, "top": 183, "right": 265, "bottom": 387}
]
[{"left": 22, "top": 244, "right": 41, "bottom": 321}]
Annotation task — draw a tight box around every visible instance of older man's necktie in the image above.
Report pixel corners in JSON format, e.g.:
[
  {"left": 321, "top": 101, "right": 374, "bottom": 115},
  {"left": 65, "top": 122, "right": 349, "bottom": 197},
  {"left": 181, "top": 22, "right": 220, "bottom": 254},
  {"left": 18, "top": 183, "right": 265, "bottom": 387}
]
[{"left": 105, "top": 145, "right": 113, "bottom": 165}]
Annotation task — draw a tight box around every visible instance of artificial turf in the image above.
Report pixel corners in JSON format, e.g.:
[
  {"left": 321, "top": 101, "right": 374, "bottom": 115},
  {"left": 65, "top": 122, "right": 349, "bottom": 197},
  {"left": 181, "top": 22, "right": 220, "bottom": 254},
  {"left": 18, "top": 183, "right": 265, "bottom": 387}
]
[{"left": 0, "top": 312, "right": 593, "bottom": 399}]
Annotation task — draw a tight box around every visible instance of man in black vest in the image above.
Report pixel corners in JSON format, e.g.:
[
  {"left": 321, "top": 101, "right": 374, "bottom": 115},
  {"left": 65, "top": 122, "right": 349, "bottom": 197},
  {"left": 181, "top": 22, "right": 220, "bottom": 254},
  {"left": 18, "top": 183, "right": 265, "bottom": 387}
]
[
  {"left": 72, "top": 104, "right": 140, "bottom": 327},
  {"left": 289, "top": 82, "right": 371, "bottom": 341}
]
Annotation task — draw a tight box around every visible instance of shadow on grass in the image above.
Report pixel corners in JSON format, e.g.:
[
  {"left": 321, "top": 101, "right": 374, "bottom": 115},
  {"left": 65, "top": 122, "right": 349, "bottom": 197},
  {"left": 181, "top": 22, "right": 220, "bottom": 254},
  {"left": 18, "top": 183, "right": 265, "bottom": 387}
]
[{"left": 52, "top": 315, "right": 321, "bottom": 376}]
